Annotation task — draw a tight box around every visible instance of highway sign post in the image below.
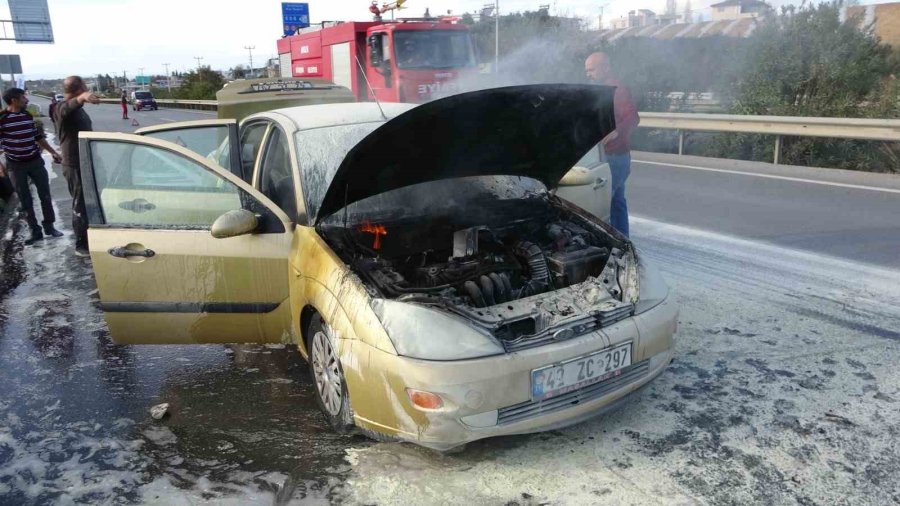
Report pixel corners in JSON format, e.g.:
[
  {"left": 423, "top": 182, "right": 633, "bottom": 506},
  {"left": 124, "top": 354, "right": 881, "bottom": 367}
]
[
  {"left": 0, "top": 54, "right": 23, "bottom": 90},
  {"left": 282, "top": 3, "right": 309, "bottom": 37}
]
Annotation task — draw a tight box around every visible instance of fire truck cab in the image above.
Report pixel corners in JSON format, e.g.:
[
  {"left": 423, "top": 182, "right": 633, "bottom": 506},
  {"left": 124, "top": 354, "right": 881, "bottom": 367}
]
[{"left": 277, "top": 19, "right": 477, "bottom": 103}]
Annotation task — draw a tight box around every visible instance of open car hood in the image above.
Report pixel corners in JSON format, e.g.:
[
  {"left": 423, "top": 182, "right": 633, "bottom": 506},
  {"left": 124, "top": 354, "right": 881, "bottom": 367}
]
[{"left": 315, "top": 84, "right": 616, "bottom": 223}]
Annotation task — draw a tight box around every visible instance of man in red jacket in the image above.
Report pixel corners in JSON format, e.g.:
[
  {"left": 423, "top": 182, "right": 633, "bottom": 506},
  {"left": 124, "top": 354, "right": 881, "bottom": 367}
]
[{"left": 585, "top": 51, "right": 640, "bottom": 237}]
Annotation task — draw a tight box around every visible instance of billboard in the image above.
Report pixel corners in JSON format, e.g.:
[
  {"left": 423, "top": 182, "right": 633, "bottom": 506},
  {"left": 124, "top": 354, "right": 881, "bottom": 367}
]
[
  {"left": 8, "top": 0, "right": 54, "bottom": 44},
  {"left": 282, "top": 3, "right": 309, "bottom": 37}
]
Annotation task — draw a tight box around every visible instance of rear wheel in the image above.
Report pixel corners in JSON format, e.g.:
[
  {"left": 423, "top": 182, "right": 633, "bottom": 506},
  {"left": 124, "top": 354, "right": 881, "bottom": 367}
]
[{"left": 308, "top": 314, "right": 354, "bottom": 433}]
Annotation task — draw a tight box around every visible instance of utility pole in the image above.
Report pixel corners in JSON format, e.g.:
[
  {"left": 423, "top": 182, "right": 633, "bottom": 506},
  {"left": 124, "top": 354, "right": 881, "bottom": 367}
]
[
  {"left": 193, "top": 56, "right": 204, "bottom": 70},
  {"left": 494, "top": 0, "right": 499, "bottom": 74},
  {"left": 123, "top": 70, "right": 128, "bottom": 91},
  {"left": 162, "top": 63, "right": 171, "bottom": 92},
  {"left": 138, "top": 67, "right": 145, "bottom": 90},
  {"left": 598, "top": 2, "right": 609, "bottom": 30},
  {"left": 244, "top": 45, "right": 255, "bottom": 78}
]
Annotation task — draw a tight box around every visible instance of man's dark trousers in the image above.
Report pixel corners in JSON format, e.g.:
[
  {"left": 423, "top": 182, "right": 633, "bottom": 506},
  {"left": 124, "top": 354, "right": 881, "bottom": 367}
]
[
  {"left": 61, "top": 164, "right": 87, "bottom": 248},
  {"left": 7, "top": 156, "right": 55, "bottom": 232}
]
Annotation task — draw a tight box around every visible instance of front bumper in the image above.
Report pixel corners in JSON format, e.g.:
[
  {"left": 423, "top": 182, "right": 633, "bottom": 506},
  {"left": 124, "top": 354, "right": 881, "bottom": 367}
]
[{"left": 350, "top": 295, "right": 678, "bottom": 450}]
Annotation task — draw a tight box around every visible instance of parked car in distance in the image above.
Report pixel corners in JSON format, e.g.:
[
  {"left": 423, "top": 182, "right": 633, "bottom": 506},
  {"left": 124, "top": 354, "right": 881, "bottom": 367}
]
[
  {"left": 131, "top": 91, "right": 158, "bottom": 111},
  {"left": 79, "top": 85, "right": 676, "bottom": 451}
]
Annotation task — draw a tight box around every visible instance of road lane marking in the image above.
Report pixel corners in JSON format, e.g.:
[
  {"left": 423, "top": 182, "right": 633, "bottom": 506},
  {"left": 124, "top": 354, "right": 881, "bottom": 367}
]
[{"left": 633, "top": 159, "right": 900, "bottom": 195}]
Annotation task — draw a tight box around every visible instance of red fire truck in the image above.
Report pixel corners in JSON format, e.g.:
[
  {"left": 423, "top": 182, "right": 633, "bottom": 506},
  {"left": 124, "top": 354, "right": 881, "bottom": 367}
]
[{"left": 276, "top": 2, "right": 477, "bottom": 103}]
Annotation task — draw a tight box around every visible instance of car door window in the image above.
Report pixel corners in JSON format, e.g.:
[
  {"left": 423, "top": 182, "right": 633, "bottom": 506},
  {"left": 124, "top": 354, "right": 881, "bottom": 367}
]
[
  {"left": 143, "top": 126, "right": 233, "bottom": 172},
  {"left": 91, "top": 141, "right": 243, "bottom": 228},
  {"left": 257, "top": 128, "right": 297, "bottom": 220},
  {"left": 240, "top": 122, "right": 268, "bottom": 184}
]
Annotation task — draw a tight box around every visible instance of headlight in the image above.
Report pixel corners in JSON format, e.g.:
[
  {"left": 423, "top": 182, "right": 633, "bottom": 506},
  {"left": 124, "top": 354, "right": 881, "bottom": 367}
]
[
  {"left": 634, "top": 256, "right": 669, "bottom": 314},
  {"left": 371, "top": 299, "right": 504, "bottom": 360}
]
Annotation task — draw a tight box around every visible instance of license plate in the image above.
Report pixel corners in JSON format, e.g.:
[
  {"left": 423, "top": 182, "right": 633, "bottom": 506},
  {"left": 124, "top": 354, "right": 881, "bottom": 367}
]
[{"left": 531, "top": 342, "right": 632, "bottom": 401}]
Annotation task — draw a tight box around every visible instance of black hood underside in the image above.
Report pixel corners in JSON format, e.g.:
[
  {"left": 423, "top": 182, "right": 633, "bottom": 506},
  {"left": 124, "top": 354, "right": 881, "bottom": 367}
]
[{"left": 315, "top": 84, "right": 617, "bottom": 222}]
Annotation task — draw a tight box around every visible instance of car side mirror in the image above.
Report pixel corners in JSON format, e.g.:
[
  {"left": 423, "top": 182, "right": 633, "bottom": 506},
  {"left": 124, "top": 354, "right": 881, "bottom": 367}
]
[{"left": 211, "top": 209, "right": 259, "bottom": 239}]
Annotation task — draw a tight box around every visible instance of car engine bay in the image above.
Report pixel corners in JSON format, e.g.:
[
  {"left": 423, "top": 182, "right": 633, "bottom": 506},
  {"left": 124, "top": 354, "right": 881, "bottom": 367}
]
[{"left": 319, "top": 196, "right": 639, "bottom": 350}]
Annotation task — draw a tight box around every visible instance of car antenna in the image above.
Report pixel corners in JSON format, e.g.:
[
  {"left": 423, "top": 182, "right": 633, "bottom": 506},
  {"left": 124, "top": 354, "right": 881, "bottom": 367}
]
[
  {"left": 343, "top": 183, "right": 350, "bottom": 230},
  {"left": 355, "top": 56, "right": 388, "bottom": 120}
]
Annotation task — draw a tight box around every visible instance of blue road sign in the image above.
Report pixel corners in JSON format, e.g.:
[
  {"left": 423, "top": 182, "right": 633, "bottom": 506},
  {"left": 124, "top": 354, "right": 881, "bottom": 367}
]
[{"left": 282, "top": 3, "right": 309, "bottom": 37}]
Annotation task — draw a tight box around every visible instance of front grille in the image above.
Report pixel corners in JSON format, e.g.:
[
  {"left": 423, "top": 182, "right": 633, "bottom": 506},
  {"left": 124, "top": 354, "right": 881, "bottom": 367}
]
[
  {"left": 501, "top": 303, "right": 634, "bottom": 353},
  {"left": 497, "top": 359, "right": 649, "bottom": 425}
]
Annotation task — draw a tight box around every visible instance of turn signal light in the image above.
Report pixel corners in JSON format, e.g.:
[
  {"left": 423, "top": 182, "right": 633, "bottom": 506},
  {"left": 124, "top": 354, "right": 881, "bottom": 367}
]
[{"left": 406, "top": 389, "right": 444, "bottom": 410}]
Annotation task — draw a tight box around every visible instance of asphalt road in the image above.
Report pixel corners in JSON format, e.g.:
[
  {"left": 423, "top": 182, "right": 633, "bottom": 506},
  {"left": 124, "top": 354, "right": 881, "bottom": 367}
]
[
  {"left": 630, "top": 152, "right": 900, "bottom": 269},
  {"left": 31, "top": 95, "right": 216, "bottom": 135},
  {"left": 1, "top": 94, "right": 896, "bottom": 504}
]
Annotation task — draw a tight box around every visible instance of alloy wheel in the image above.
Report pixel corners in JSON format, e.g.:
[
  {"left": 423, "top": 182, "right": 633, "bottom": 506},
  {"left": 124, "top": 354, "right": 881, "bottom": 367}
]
[{"left": 311, "top": 329, "right": 342, "bottom": 416}]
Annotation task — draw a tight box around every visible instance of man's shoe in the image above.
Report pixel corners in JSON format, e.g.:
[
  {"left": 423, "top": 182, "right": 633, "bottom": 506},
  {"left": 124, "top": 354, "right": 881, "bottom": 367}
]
[
  {"left": 24, "top": 228, "right": 43, "bottom": 245},
  {"left": 74, "top": 246, "right": 90, "bottom": 258},
  {"left": 43, "top": 225, "right": 64, "bottom": 238}
]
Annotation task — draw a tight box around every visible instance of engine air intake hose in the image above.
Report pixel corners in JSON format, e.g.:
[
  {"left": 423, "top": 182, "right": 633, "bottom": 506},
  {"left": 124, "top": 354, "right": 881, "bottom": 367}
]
[{"left": 515, "top": 241, "right": 551, "bottom": 296}]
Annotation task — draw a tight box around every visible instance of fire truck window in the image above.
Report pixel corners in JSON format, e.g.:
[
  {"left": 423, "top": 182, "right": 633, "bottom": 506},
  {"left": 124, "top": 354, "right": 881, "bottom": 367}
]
[
  {"left": 382, "top": 33, "right": 391, "bottom": 66},
  {"left": 239, "top": 122, "right": 268, "bottom": 184},
  {"left": 258, "top": 128, "right": 297, "bottom": 221}
]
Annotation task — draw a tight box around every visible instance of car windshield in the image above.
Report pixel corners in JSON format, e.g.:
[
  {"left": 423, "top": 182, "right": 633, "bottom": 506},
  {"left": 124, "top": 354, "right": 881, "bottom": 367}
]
[
  {"left": 393, "top": 30, "right": 476, "bottom": 70},
  {"left": 296, "top": 122, "right": 382, "bottom": 221},
  {"left": 134, "top": 92, "right": 153, "bottom": 99}
]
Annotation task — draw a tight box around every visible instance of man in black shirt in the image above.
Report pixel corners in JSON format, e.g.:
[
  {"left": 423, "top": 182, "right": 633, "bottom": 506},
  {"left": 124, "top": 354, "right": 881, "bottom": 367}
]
[{"left": 55, "top": 76, "right": 99, "bottom": 257}]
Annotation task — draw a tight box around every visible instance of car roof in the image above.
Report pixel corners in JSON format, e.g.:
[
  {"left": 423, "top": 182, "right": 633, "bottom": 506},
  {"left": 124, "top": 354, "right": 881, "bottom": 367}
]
[{"left": 256, "top": 102, "right": 416, "bottom": 132}]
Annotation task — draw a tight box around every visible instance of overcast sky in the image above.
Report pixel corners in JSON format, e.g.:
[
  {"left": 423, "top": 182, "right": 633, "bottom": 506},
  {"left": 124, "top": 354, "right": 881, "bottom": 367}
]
[{"left": 5, "top": 0, "right": 892, "bottom": 80}]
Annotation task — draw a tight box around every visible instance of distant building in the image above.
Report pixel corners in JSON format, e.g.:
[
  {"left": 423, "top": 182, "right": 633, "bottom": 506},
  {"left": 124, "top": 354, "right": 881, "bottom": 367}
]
[
  {"left": 842, "top": 2, "right": 900, "bottom": 47},
  {"left": 611, "top": 9, "right": 659, "bottom": 29},
  {"left": 710, "top": 0, "right": 770, "bottom": 21},
  {"left": 601, "top": 17, "right": 760, "bottom": 42},
  {"left": 610, "top": 7, "right": 686, "bottom": 30}
]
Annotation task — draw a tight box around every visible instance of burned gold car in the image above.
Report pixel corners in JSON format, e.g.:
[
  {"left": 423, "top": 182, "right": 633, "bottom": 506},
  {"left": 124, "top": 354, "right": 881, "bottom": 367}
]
[{"left": 79, "top": 85, "right": 677, "bottom": 450}]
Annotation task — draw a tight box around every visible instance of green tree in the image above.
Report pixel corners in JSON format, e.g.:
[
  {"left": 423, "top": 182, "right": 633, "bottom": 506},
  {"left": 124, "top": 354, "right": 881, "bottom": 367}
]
[
  {"left": 708, "top": 1, "right": 898, "bottom": 171},
  {"left": 175, "top": 66, "right": 225, "bottom": 100},
  {"left": 461, "top": 9, "right": 592, "bottom": 87},
  {"left": 231, "top": 65, "right": 247, "bottom": 79}
]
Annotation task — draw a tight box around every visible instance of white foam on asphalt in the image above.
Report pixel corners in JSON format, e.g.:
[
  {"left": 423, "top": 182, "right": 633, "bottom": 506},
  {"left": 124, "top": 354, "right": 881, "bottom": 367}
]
[{"left": 336, "top": 217, "right": 900, "bottom": 505}]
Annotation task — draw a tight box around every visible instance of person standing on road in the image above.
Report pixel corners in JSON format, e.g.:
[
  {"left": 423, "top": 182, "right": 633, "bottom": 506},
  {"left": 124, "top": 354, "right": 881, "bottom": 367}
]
[
  {"left": 120, "top": 90, "right": 129, "bottom": 120},
  {"left": 48, "top": 96, "right": 58, "bottom": 127},
  {"left": 56, "top": 76, "right": 99, "bottom": 257},
  {"left": 0, "top": 88, "right": 65, "bottom": 245},
  {"left": 585, "top": 51, "right": 640, "bottom": 237}
]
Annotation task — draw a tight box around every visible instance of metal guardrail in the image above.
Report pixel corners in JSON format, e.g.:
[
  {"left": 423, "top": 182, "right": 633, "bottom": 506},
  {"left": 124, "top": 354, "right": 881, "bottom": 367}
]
[
  {"left": 98, "top": 98, "right": 217, "bottom": 111},
  {"left": 639, "top": 112, "right": 900, "bottom": 164}
]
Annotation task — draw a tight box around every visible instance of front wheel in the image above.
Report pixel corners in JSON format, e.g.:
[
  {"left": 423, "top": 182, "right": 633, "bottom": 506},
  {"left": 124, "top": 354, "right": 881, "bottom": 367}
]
[{"left": 308, "top": 314, "right": 354, "bottom": 433}]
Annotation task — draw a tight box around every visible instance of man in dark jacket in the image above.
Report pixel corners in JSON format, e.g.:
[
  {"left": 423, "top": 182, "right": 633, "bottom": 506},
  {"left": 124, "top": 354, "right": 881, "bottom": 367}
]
[
  {"left": 585, "top": 52, "right": 640, "bottom": 237},
  {"left": 0, "top": 88, "right": 64, "bottom": 244},
  {"left": 56, "top": 76, "right": 99, "bottom": 257}
]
